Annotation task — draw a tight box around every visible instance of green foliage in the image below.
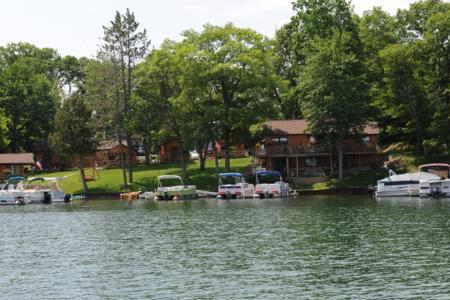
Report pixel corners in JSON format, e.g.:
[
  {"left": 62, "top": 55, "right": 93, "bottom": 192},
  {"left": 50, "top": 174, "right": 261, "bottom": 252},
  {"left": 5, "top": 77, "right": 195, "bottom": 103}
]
[
  {"left": 178, "top": 23, "right": 281, "bottom": 170},
  {"left": 300, "top": 31, "right": 369, "bottom": 180},
  {"left": 301, "top": 32, "right": 369, "bottom": 141},
  {"left": 0, "top": 109, "right": 9, "bottom": 150},
  {"left": 0, "top": 43, "right": 61, "bottom": 152},
  {"left": 377, "top": 44, "right": 430, "bottom": 153},
  {"left": 49, "top": 92, "right": 97, "bottom": 156},
  {"left": 274, "top": 0, "right": 360, "bottom": 119}
]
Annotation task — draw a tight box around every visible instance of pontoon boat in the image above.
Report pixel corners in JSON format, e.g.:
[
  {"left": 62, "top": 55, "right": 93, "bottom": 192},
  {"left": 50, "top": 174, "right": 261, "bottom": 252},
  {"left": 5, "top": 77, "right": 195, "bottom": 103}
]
[
  {"left": 254, "top": 170, "right": 289, "bottom": 198},
  {"left": 217, "top": 173, "right": 254, "bottom": 199},
  {"left": 154, "top": 175, "right": 197, "bottom": 200}
]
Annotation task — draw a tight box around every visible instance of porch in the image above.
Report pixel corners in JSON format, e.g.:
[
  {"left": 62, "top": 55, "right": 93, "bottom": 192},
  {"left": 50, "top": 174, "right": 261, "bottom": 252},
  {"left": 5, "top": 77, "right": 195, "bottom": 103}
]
[{"left": 259, "top": 153, "right": 381, "bottom": 178}]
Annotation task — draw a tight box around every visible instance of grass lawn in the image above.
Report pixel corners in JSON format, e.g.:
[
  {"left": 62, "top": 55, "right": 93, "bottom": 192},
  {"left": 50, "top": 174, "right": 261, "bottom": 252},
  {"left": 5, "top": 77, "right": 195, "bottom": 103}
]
[
  {"left": 41, "top": 157, "right": 253, "bottom": 194},
  {"left": 294, "top": 169, "right": 390, "bottom": 190},
  {"left": 36, "top": 145, "right": 443, "bottom": 194}
]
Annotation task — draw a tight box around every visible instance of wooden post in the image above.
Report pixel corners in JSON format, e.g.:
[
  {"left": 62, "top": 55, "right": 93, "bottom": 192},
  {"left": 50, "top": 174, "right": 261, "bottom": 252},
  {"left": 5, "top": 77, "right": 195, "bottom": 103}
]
[
  {"left": 296, "top": 156, "right": 299, "bottom": 177},
  {"left": 286, "top": 156, "right": 290, "bottom": 177},
  {"left": 358, "top": 154, "right": 362, "bottom": 170}
]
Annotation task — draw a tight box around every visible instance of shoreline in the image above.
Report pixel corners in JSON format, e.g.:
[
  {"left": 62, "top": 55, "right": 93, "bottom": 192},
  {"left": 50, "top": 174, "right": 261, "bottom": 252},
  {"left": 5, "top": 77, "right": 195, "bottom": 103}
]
[{"left": 83, "top": 187, "right": 370, "bottom": 200}]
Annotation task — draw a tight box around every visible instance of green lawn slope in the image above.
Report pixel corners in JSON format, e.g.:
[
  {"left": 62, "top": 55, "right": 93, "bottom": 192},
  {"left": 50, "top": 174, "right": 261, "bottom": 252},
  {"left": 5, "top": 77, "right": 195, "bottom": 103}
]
[{"left": 43, "top": 157, "right": 253, "bottom": 194}]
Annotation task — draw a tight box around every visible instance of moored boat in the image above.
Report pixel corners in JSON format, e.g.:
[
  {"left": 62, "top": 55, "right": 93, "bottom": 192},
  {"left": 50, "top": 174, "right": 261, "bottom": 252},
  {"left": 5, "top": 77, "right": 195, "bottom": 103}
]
[
  {"left": 154, "top": 175, "right": 197, "bottom": 201},
  {"left": 375, "top": 169, "right": 440, "bottom": 198},
  {"left": 254, "top": 170, "right": 289, "bottom": 198},
  {"left": 418, "top": 164, "right": 450, "bottom": 198},
  {"left": 217, "top": 173, "right": 254, "bottom": 199},
  {"left": 0, "top": 176, "right": 71, "bottom": 204}
]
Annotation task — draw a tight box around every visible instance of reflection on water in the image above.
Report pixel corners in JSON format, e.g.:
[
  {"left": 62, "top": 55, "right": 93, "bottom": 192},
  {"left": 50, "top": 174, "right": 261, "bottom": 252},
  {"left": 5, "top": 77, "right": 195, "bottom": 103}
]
[{"left": 1, "top": 196, "right": 450, "bottom": 298}]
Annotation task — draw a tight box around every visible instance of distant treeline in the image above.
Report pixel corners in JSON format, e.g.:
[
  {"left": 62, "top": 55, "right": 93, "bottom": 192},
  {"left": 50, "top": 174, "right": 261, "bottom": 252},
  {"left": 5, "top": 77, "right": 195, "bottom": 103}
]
[{"left": 0, "top": 0, "right": 448, "bottom": 184}]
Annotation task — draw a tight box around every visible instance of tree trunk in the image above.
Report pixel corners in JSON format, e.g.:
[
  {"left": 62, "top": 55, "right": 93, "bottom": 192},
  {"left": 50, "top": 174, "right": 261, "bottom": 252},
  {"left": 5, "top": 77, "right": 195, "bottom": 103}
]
[
  {"left": 212, "top": 140, "right": 220, "bottom": 174},
  {"left": 126, "top": 133, "right": 133, "bottom": 183},
  {"left": 79, "top": 154, "right": 89, "bottom": 193},
  {"left": 337, "top": 140, "right": 344, "bottom": 181},
  {"left": 197, "top": 143, "right": 208, "bottom": 171},
  {"left": 179, "top": 141, "right": 187, "bottom": 179},
  {"left": 117, "top": 129, "right": 128, "bottom": 187},
  {"left": 224, "top": 129, "right": 231, "bottom": 172},
  {"left": 144, "top": 134, "right": 150, "bottom": 166}
]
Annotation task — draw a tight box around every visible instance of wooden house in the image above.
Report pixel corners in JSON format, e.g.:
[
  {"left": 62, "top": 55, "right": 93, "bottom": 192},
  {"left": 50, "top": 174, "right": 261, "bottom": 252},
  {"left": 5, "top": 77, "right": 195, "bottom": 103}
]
[
  {"left": 33, "top": 140, "right": 137, "bottom": 169},
  {"left": 76, "top": 140, "right": 137, "bottom": 168},
  {"left": 256, "top": 120, "right": 382, "bottom": 180},
  {"left": 159, "top": 138, "right": 247, "bottom": 163},
  {"left": 0, "top": 153, "right": 35, "bottom": 176}
]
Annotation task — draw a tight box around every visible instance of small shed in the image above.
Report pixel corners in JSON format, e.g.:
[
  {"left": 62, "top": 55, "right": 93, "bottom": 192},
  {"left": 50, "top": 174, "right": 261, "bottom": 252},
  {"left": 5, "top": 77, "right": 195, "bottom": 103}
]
[{"left": 0, "top": 153, "right": 35, "bottom": 176}]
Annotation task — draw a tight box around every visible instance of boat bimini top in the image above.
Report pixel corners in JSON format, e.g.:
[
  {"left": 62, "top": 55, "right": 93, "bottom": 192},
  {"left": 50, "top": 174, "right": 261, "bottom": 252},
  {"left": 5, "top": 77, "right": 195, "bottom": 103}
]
[
  {"left": 378, "top": 172, "right": 440, "bottom": 185},
  {"left": 218, "top": 173, "right": 245, "bottom": 184},
  {"left": 255, "top": 171, "right": 282, "bottom": 183},
  {"left": 157, "top": 175, "right": 184, "bottom": 187}
]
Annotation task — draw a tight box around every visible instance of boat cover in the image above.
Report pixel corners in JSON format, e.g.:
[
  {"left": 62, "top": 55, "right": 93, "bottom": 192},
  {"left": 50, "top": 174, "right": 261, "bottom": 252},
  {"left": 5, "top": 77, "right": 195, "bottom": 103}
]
[{"left": 378, "top": 171, "right": 440, "bottom": 183}]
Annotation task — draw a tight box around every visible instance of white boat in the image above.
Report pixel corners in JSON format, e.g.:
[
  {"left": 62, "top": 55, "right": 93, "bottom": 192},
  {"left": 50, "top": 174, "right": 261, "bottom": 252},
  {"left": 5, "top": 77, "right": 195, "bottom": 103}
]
[
  {"left": 217, "top": 173, "right": 254, "bottom": 199},
  {"left": 375, "top": 170, "right": 440, "bottom": 197},
  {"left": 418, "top": 164, "right": 450, "bottom": 198},
  {"left": 0, "top": 176, "right": 70, "bottom": 205},
  {"left": 254, "top": 170, "right": 289, "bottom": 198},
  {"left": 154, "top": 175, "right": 197, "bottom": 200}
]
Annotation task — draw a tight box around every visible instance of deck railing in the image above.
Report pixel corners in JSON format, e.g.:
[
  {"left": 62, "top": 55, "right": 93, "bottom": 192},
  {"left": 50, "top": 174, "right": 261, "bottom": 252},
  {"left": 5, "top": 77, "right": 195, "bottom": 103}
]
[{"left": 255, "top": 143, "right": 378, "bottom": 156}]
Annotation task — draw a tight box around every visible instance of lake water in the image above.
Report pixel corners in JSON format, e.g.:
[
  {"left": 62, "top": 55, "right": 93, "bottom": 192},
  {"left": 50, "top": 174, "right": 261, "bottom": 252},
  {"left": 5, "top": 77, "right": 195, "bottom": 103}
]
[{"left": 1, "top": 196, "right": 450, "bottom": 299}]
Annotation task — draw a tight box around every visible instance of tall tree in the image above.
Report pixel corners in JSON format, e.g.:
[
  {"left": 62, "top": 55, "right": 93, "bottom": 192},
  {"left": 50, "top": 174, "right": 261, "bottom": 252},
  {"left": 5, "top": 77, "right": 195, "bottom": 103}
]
[
  {"left": 275, "top": 0, "right": 360, "bottom": 119},
  {"left": 0, "top": 109, "right": 9, "bottom": 151},
  {"left": 377, "top": 44, "right": 430, "bottom": 155},
  {"left": 300, "top": 32, "right": 369, "bottom": 180},
  {"left": 49, "top": 92, "right": 98, "bottom": 193},
  {"left": 179, "top": 23, "right": 280, "bottom": 171},
  {"left": 102, "top": 8, "right": 150, "bottom": 184},
  {"left": 0, "top": 43, "right": 60, "bottom": 152}
]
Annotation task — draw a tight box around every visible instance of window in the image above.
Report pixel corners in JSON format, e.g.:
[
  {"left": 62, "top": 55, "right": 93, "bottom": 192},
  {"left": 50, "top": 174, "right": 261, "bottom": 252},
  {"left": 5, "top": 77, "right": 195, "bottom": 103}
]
[
  {"left": 305, "top": 158, "right": 317, "bottom": 167},
  {"left": 362, "top": 136, "right": 370, "bottom": 144},
  {"left": 271, "top": 137, "right": 288, "bottom": 144}
]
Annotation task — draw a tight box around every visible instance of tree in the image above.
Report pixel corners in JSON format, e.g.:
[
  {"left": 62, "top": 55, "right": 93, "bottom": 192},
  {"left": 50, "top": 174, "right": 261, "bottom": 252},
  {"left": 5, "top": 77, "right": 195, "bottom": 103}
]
[
  {"left": 0, "top": 109, "right": 9, "bottom": 151},
  {"left": 300, "top": 32, "right": 369, "bottom": 180},
  {"left": 133, "top": 41, "right": 186, "bottom": 174},
  {"left": 377, "top": 44, "right": 430, "bottom": 154},
  {"left": 58, "top": 55, "right": 86, "bottom": 96},
  {"left": 274, "top": 0, "right": 360, "bottom": 119},
  {"left": 102, "top": 8, "right": 150, "bottom": 184},
  {"left": 49, "top": 92, "right": 97, "bottom": 193},
  {"left": 0, "top": 43, "right": 60, "bottom": 152},
  {"left": 421, "top": 8, "right": 450, "bottom": 152},
  {"left": 179, "top": 23, "right": 280, "bottom": 171}
]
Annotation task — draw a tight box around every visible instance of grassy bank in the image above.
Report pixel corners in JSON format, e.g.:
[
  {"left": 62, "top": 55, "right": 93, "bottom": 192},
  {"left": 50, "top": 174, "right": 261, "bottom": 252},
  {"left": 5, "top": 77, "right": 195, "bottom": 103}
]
[
  {"left": 43, "top": 157, "right": 253, "bottom": 194},
  {"left": 42, "top": 147, "right": 442, "bottom": 194}
]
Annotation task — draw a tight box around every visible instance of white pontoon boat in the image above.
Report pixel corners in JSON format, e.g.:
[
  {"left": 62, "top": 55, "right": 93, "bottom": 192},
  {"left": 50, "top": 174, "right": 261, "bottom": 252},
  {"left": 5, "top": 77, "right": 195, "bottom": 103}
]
[
  {"left": 254, "top": 170, "right": 289, "bottom": 198},
  {"left": 217, "top": 173, "right": 254, "bottom": 199}
]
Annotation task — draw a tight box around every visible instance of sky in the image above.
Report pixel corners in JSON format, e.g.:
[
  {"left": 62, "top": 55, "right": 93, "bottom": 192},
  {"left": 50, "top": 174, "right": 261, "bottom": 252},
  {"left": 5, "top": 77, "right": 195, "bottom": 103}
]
[{"left": 0, "top": 0, "right": 418, "bottom": 58}]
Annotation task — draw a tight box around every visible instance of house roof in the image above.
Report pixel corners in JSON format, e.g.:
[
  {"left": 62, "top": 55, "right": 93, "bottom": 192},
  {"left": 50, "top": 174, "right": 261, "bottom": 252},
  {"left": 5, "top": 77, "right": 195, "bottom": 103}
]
[
  {"left": 97, "top": 140, "right": 129, "bottom": 150},
  {"left": 266, "top": 120, "right": 379, "bottom": 135},
  {"left": 0, "top": 153, "right": 34, "bottom": 164}
]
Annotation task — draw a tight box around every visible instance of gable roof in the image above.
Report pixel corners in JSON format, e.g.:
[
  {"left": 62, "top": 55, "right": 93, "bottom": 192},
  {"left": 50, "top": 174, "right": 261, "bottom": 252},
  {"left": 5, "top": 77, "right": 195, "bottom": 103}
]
[
  {"left": 97, "top": 140, "right": 129, "bottom": 150},
  {"left": 0, "top": 153, "right": 34, "bottom": 164},
  {"left": 266, "top": 120, "right": 379, "bottom": 135}
]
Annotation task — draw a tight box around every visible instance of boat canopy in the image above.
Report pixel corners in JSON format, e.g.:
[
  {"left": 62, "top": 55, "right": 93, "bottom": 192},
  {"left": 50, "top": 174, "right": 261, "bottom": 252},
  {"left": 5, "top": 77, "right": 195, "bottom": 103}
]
[
  {"left": 158, "top": 175, "right": 182, "bottom": 180},
  {"left": 219, "top": 173, "right": 243, "bottom": 177},
  {"left": 28, "top": 177, "right": 65, "bottom": 182},
  {"left": 378, "top": 171, "right": 439, "bottom": 183},
  {"left": 255, "top": 170, "right": 281, "bottom": 177},
  {"left": 419, "top": 163, "right": 450, "bottom": 170},
  {"left": 7, "top": 176, "right": 25, "bottom": 184},
  {"left": 28, "top": 177, "right": 45, "bottom": 182}
]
